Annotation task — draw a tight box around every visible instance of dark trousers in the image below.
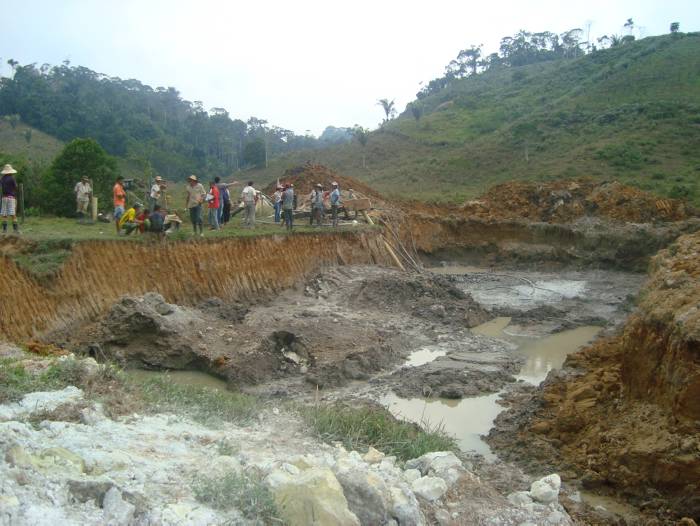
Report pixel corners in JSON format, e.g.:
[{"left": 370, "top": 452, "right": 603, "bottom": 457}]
[
  {"left": 189, "top": 205, "right": 202, "bottom": 232},
  {"left": 283, "top": 208, "right": 293, "bottom": 230}
]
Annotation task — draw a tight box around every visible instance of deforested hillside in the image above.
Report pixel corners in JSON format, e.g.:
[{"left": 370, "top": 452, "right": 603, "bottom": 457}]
[{"left": 248, "top": 32, "right": 700, "bottom": 206}]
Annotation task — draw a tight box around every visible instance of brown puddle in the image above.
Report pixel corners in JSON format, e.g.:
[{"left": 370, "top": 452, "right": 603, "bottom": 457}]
[{"left": 383, "top": 318, "right": 601, "bottom": 458}]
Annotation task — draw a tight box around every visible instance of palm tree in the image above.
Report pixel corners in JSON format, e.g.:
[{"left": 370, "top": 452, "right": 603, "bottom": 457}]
[
  {"left": 352, "top": 126, "right": 369, "bottom": 168},
  {"left": 376, "top": 98, "right": 395, "bottom": 125}
]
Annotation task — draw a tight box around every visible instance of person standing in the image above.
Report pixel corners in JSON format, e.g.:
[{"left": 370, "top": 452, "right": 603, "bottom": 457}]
[
  {"left": 0, "top": 164, "right": 19, "bottom": 234},
  {"left": 273, "top": 185, "right": 283, "bottom": 223},
  {"left": 74, "top": 176, "right": 92, "bottom": 223},
  {"left": 185, "top": 175, "right": 206, "bottom": 236},
  {"left": 329, "top": 182, "right": 341, "bottom": 227},
  {"left": 149, "top": 176, "right": 164, "bottom": 211},
  {"left": 282, "top": 183, "right": 294, "bottom": 231},
  {"left": 310, "top": 183, "right": 324, "bottom": 226},
  {"left": 113, "top": 176, "right": 127, "bottom": 234},
  {"left": 207, "top": 180, "right": 220, "bottom": 230},
  {"left": 241, "top": 181, "right": 257, "bottom": 228}
]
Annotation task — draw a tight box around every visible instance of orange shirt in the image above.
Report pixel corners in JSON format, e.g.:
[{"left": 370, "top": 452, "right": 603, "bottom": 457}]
[{"left": 113, "top": 183, "right": 126, "bottom": 207}]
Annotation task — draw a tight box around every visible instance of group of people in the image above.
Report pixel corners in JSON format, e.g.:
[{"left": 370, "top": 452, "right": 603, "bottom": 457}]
[{"left": 112, "top": 176, "right": 182, "bottom": 236}]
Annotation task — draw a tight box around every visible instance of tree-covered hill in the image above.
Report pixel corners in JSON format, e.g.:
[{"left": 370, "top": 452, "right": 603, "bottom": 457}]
[
  {"left": 248, "top": 31, "right": 700, "bottom": 206},
  {"left": 0, "top": 62, "right": 329, "bottom": 180}
]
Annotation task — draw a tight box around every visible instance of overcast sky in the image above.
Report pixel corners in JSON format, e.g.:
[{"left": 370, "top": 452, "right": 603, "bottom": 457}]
[{"left": 2, "top": 0, "right": 698, "bottom": 135}]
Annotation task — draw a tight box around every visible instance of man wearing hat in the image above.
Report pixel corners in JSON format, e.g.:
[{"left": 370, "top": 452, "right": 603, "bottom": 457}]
[
  {"left": 0, "top": 164, "right": 19, "bottom": 233},
  {"left": 272, "top": 185, "right": 283, "bottom": 223},
  {"left": 74, "top": 176, "right": 92, "bottom": 223},
  {"left": 329, "top": 182, "right": 341, "bottom": 227},
  {"left": 149, "top": 176, "right": 164, "bottom": 212},
  {"left": 282, "top": 183, "right": 294, "bottom": 230},
  {"left": 185, "top": 175, "right": 206, "bottom": 236}
]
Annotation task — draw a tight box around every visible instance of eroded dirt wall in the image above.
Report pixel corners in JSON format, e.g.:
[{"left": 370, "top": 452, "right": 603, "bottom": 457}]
[
  {"left": 402, "top": 214, "right": 700, "bottom": 269},
  {"left": 0, "top": 232, "right": 393, "bottom": 341}
]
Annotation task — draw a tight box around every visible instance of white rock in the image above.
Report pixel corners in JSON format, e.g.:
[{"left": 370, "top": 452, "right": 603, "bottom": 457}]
[
  {"left": 435, "top": 508, "right": 451, "bottom": 526},
  {"left": 411, "top": 476, "right": 448, "bottom": 502},
  {"left": 103, "top": 487, "right": 135, "bottom": 526},
  {"left": 363, "top": 446, "right": 385, "bottom": 464},
  {"left": 403, "top": 469, "right": 422, "bottom": 483},
  {"left": 0, "top": 387, "right": 84, "bottom": 421},
  {"left": 389, "top": 486, "right": 424, "bottom": 526},
  {"left": 507, "top": 490, "right": 534, "bottom": 507},
  {"left": 529, "top": 474, "right": 561, "bottom": 504},
  {"left": 547, "top": 510, "right": 568, "bottom": 524},
  {"left": 405, "top": 451, "right": 464, "bottom": 486}
]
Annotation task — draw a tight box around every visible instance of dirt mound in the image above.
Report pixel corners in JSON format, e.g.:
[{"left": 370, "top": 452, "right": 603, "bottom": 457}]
[
  {"left": 487, "top": 230, "right": 700, "bottom": 523},
  {"left": 264, "top": 163, "right": 385, "bottom": 203},
  {"left": 348, "top": 273, "right": 490, "bottom": 328},
  {"left": 461, "top": 179, "right": 695, "bottom": 223}
]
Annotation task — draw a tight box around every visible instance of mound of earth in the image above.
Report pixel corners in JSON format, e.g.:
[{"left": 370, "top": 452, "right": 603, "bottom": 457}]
[
  {"left": 461, "top": 179, "right": 695, "bottom": 224},
  {"left": 347, "top": 272, "right": 490, "bottom": 328},
  {"left": 264, "top": 162, "right": 386, "bottom": 203},
  {"left": 487, "top": 230, "right": 700, "bottom": 523}
]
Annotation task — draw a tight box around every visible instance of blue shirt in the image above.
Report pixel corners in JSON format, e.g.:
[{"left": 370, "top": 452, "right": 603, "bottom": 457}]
[{"left": 330, "top": 188, "right": 340, "bottom": 205}]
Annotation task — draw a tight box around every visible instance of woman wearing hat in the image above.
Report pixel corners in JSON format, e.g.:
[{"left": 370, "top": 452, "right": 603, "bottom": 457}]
[{"left": 1, "top": 164, "right": 19, "bottom": 234}]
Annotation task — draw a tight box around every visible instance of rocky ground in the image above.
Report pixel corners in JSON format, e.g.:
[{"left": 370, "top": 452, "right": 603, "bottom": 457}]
[{"left": 0, "top": 350, "right": 579, "bottom": 526}]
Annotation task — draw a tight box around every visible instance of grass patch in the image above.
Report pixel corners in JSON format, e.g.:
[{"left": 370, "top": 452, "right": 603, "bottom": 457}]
[
  {"left": 300, "top": 403, "right": 456, "bottom": 462},
  {"left": 134, "top": 375, "right": 260, "bottom": 426},
  {"left": 192, "top": 470, "right": 282, "bottom": 525}
]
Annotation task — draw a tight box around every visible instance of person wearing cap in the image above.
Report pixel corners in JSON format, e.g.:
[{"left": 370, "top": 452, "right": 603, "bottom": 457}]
[
  {"left": 185, "top": 175, "right": 206, "bottom": 236},
  {"left": 73, "top": 176, "right": 92, "bottom": 223},
  {"left": 272, "top": 185, "right": 283, "bottom": 223},
  {"left": 0, "top": 164, "right": 19, "bottom": 234},
  {"left": 240, "top": 181, "right": 257, "bottom": 228},
  {"left": 282, "top": 183, "right": 294, "bottom": 230},
  {"left": 149, "top": 176, "right": 164, "bottom": 211},
  {"left": 118, "top": 202, "right": 142, "bottom": 235},
  {"left": 310, "top": 183, "right": 324, "bottom": 226},
  {"left": 113, "top": 176, "right": 127, "bottom": 234},
  {"left": 329, "top": 182, "right": 341, "bottom": 227}
]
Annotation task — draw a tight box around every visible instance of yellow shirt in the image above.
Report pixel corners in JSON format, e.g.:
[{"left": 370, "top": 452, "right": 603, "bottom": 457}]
[{"left": 119, "top": 207, "right": 136, "bottom": 227}]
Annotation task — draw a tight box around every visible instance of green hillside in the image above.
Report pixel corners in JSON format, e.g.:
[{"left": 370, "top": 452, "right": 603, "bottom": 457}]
[
  {"left": 0, "top": 119, "right": 63, "bottom": 162},
  {"left": 248, "top": 33, "right": 700, "bottom": 206}
]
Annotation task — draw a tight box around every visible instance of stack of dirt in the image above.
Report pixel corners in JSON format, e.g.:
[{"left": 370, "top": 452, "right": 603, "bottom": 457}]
[
  {"left": 461, "top": 179, "right": 696, "bottom": 223},
  {"left": 488, "top": 230, "right": 700, "bottom": 523},
  {"left": 263, "top": 163, "right": 386, "bottom": 208}
]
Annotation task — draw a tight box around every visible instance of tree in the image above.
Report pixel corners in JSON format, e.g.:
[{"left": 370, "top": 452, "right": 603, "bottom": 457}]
[
  {"left": 376, "top": 98, "right": 396, "bottom": 124},
  {"left": 624, "top": 18, "right": 635, "bottom": 35},
  {"left": 408, "top": 102, "right": 423, "bottom": 123},
  {"left": 242, "top": 138, "right": 265, "bottom": 168},
  {"left": 41, "top": 138, "right": 118, "bottom": 216},
  {"left": 670, "top": 22, "right": 680, "bottom": 34},
  {"left": 352, "top": 126, "right": 369, "bottom": 168}
]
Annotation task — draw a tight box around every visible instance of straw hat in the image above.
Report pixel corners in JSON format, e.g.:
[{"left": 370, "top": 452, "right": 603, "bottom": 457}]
[
  {"left": 331, "top": 181, "right": 338, "bottom": 187},
  {"left": 188, "top": 175, "right": 198, "bottom": 182},
  {"left": 155, "top": 176, "right": 163, "bottom": 182},
  {"left": 315, "top": 183, "right": 322, "bottom": 188},
  {"left": 1, "top": 164, "right": 17, "bottom": 175}
]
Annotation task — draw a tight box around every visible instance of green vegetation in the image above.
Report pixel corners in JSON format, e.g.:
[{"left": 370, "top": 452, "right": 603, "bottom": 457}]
[
  {"left": 135, "top": 375, "right": 260, "bottom": 426},
  {"left": 192, "top": 471, "right": 282, "bottom": 524},
  {"left": 247, "top": 32, "right": 700, "bottom": 206},
  {"left": 0, "top": 119, "right": 63, "bottom": 162},
  {"left": 301, "top": 403, "right": 456, "bottom": 462}
]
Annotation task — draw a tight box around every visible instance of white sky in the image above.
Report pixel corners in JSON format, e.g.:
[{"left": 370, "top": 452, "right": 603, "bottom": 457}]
[{"left": 2, "top": 0, "right": 698, "bottom": 135}]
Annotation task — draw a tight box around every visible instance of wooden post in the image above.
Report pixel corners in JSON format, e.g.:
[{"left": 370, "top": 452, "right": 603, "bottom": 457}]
[{"left": 91, "top": 197, "right": 98, "bottom": 221}]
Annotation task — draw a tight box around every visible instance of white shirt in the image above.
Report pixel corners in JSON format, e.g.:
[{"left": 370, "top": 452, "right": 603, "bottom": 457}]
[
  {"left": 74, "top": 182, "right": 92, "bottom": 200},
  {"left": 241, "top": 185, "right": 256, "bottom": 203},
  {"left": 150, "top": 183, "right": 161, "bottom": 199}
]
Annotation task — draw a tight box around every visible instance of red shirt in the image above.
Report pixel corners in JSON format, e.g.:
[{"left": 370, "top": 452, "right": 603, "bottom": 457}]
[{"left": 208, "top": 185, "right": 220, "bottom": 209}]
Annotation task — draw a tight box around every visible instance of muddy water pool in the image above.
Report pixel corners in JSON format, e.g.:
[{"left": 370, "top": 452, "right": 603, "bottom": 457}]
[
  {"left": 128, "top": 369, "right": 229, "bottom": 391},
  {"left": 382, "top": 318, "right": 600, "bottom": 458},
  {"left": 382, "top": 266, "right": 610, "bottom": 458}
]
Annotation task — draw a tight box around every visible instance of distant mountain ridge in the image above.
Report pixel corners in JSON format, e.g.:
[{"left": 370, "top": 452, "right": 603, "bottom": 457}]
[{"left": 248, "top": 32, "right": 700, "bottom": 206}]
